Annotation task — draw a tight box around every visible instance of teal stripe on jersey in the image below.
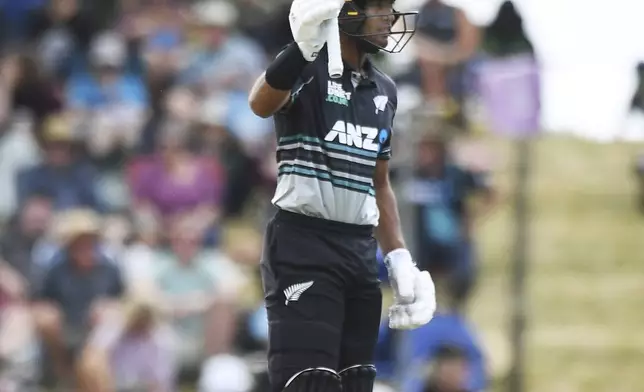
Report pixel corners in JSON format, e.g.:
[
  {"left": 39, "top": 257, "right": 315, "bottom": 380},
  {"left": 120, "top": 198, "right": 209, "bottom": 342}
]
[
  {"left": 278, "top": 135, "right": 379, "bottom": 159},
  {"left": 278, "top": 165, "right": 376, "bottom": 196}
]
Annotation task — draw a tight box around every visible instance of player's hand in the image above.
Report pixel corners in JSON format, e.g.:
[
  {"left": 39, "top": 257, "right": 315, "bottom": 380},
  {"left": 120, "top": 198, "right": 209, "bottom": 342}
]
[
  {"left": 384, "top": 249, "right": 436, "bottom": 329},
  {"left": 289, "top": 0, "right": 344, "bottom": 61}
]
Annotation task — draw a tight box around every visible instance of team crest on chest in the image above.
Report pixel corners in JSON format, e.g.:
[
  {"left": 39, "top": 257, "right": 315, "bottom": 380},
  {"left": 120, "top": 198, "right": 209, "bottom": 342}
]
[{"left": 326, "top": 81, "right": 352, "bottom": 106}]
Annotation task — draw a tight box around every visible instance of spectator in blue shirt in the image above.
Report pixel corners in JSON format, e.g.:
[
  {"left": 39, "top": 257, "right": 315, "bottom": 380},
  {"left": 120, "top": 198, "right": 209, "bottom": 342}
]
[
  {"left": 17, "top": 114, "right": 105, "bottom": 213},
  {"left": 399, "top": 313, "right": 487, "bottom": 392},
  {"left": 66, "top": 31, "right": 147, "bottom": 110},
  {"left": 403, "top": 124, "right": 497, "bottom": 310},
  {"left": 65, "top": 31, "right": 148, "bottom": 162},
  {"left": 178, "top": 0, "right": 266, "bottom": 95}
]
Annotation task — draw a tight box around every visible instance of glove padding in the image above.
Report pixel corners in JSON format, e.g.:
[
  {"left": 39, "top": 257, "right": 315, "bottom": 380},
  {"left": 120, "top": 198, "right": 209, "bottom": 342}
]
[
  {"left": 385, "top": 249, "right": 436, "bottom": 330},
  {"left": 289, "top": 0, "right": 344, "bottom": 61}
]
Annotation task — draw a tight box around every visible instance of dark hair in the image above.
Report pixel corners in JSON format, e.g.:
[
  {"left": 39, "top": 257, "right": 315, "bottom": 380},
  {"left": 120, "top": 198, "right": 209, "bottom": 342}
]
[
  {"left": 434, "top": 345, "right": 467, "bottom": 361},
  {"left": 26, "top": 188, "right": 55, "bottom": 202}
]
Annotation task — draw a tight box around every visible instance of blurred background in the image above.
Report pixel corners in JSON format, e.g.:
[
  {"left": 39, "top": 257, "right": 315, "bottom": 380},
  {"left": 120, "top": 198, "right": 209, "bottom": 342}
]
[{"left": 0, "top": 0, "right": 642, "bottom": 392}]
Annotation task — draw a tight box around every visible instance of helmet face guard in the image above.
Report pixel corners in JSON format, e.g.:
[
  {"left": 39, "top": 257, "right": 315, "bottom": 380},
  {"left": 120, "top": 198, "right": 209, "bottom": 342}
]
[{"left": 338, "top": 0, "right": 418, "bottom": 54}]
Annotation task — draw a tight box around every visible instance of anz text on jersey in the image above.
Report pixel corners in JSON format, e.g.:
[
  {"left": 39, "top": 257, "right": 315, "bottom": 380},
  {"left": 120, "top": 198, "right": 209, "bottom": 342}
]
[{"left": 325, "top": 120, "right": 382, "bottom": 152}]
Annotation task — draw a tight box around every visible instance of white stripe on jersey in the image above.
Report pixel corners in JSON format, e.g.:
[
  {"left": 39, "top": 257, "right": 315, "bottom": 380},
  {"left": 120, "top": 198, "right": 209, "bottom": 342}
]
[
  {"left": 277, "top": 142, "right": 377, "bottom": 167},
  {"left": 278, "top": 159, "right": 373, "bottom": 184}
]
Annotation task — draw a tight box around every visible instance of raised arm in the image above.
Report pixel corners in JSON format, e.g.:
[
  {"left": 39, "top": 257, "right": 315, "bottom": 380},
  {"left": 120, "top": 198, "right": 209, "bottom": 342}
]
[{"left": 248, "top": 0, "right": 344, "bottom": 118}]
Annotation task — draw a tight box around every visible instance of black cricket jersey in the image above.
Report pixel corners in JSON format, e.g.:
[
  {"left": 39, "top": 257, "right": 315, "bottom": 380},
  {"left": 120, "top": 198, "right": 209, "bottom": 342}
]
[{"left": 271, "top": 46, "right": 398, "bottom": 226}]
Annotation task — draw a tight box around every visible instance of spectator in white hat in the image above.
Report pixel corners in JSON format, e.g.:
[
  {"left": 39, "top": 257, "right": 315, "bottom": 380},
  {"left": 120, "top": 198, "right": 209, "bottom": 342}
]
[{"left": 179, "top": 0, "right": 266, "bottom": 94}]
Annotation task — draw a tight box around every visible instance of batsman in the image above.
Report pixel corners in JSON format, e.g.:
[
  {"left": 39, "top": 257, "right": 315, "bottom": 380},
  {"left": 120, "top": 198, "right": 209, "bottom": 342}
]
[{"left": 249, "top": 0, "right": 436, "bottom": 391}]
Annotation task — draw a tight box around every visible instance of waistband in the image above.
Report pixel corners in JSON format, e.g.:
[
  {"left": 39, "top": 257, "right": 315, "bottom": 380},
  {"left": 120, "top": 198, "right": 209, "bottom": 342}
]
[{"left": 275, "top": 209, "right": 374, "bottom": 237}]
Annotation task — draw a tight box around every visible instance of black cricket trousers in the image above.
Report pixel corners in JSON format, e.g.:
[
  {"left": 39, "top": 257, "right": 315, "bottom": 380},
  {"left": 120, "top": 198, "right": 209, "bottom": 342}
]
[{"left": 260, "top": 209, "right": 383, "bottom": 392}]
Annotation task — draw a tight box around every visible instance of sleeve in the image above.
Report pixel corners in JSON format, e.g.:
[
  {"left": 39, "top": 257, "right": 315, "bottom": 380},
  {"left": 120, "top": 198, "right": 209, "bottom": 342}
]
[
  {"left": 274, "top": 46, "right": 319, "bottom": 115},
  {"left": 377, "top": 91, "right": 397, "bottom": 160}
]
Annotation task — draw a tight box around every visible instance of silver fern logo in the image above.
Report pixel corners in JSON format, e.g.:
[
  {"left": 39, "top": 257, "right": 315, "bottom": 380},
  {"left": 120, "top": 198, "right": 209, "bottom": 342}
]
[{"left": 284, "top": 281, "right": 314, "bottom": 306}]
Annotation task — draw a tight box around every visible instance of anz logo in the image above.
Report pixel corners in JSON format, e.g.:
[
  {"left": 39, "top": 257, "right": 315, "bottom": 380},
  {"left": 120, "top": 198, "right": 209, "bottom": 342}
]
[{"left": 325, "top": 120, "right": 389, "bottom": 152}]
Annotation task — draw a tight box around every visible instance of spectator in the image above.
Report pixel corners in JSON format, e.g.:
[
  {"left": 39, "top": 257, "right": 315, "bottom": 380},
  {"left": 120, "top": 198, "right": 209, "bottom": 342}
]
[
  {"left": 0, "top": 272, "right": 39, "bottom": 392},
  {"left": 77, "top": 294, "right": 178, "bottom": 392},
  {"left": 414, "top": 0, "right": 481, "bottom": 126},
  {"left": 16, "top": 114, "right": 105, "bottom": 213},
  {"left": 28, "top": 0, "right": 99, "bottom": 80},
  {"left": 197, "top": 95, "right": 261, "bottom": 218},
  {"left": 0, "top": 0, "right": 46, "bottom": 45},
  {"left": 66, "top": 31, "right": 148, "bottom": 164},
  {"left": 400, "top": 313, "right": 487, "bottom": 392},
  {"left": 0, "top": 193, "right": 57, "bottom": 292},
  {"left": 117, "top": 213, "right": 162, "bottom": 298},
  {"left": 403, "top": 120, "right": 497, "bottom": 309},
  {"left": 1, "top": 51, "right": 63, "bottom": 147},
  {"left": 422, "top": 346, "right": 471, "bottom": 392},
  {"left": 178, "top": 1, "right": 271, "bottom": 156},
  {"left": 32, "top": 208, "right": 124, "bottom": 386},
  {"left": 179, "top": 0, "right": 265, "bottom": 95},
  {"left": 155, "top": 215, "right": 244, "bottom": 379},
  {"left": 131, "top": 120, "right": 225, "bottom": 242}
]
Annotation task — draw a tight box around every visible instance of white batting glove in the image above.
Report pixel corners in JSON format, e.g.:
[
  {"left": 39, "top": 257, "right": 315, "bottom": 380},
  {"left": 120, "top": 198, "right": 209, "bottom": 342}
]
[
  {"left": 289, "top": 0, "right": 344, "bottom": 61},
  {"left": 385, "top": 249, "right": 436, "bottom": 329}
]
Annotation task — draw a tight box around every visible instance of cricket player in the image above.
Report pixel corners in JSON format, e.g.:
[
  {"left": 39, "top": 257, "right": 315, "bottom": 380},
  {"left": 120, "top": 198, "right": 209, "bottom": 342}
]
[{"left": 249, "top": 1, "right": 437, "bottom": 391}]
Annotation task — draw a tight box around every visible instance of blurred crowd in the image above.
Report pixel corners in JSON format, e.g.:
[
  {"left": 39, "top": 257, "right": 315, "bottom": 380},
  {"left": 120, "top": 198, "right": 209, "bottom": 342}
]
[{"left": 0, "top": 1, "right": 532, "bottom": 391}]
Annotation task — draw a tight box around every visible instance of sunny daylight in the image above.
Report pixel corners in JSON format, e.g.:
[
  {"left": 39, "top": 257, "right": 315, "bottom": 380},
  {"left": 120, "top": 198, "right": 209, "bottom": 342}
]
[
  {"left": 0, "top": 1, "right": 643, "bottom": 392},
  {"left": 470, "top": 135, "right": 644, "bottom": 392}
]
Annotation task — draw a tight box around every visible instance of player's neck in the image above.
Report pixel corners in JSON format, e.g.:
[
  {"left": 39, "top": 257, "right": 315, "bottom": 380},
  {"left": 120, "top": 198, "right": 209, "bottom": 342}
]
[{"left": 340, "top": 37, "right": 367, "bottom": 72}]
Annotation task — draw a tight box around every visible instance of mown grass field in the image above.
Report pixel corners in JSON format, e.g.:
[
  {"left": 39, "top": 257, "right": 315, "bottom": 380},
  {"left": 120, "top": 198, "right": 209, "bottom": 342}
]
[{"left": 468, "top": 135, "right": 644, "bottom": 392}]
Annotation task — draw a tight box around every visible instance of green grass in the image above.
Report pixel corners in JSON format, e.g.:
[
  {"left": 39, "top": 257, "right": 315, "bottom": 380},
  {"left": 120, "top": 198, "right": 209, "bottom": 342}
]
[{"left": 468, "top": 135, "right": 644, "bottom": 392}]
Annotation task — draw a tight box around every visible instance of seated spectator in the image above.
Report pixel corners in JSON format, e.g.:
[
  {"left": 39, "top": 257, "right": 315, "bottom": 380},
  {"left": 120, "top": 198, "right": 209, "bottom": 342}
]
[
  {"left": 16, "top": 114, "right": 105, "bottom": 213},
  {"left": 0, "top": 192, "right": 58, "bottom": 294},
  {"left": 0, "top": 263, "right": 39, "bottom": 392},
  {"left": 423, "top": 346, "right": 468, "bottom": 392},
  {"left": 131, "top": 120, "right": 225, "bottom": 244},
  {"left": 118, "top": 212, "right": 162, "bottom": 298},
  {"left": 1, "top": 51, "right": 62, "bottom": 148},
  {"left": 422, "top": 346, "right": 471, "bottom": 392},
  {"left": 155, "top": 216, "right": 244, "bottom": 378},
  {"left": 66, "top": 31, "right": 148, "bottom": 162},
  {"left": 400, "top": 313, "right": 487, "bottom": 392},
  {"left": 27, "top": 0, "right": 98, "bottom": 80},
  {"left": 197, "top": 95, "right": 262, "bottom": 218},
  {"left": 32, "top": 209, "right": 124, "bottom": 386},
  {"left": 77, "top": 294, "right": 178, "bottom": 392},
  {"left": 0, "top": 60, "right": 43, "bottom": 219},
  {"left": 179, "top": 0, "right": 265, "bottom": 95}
]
